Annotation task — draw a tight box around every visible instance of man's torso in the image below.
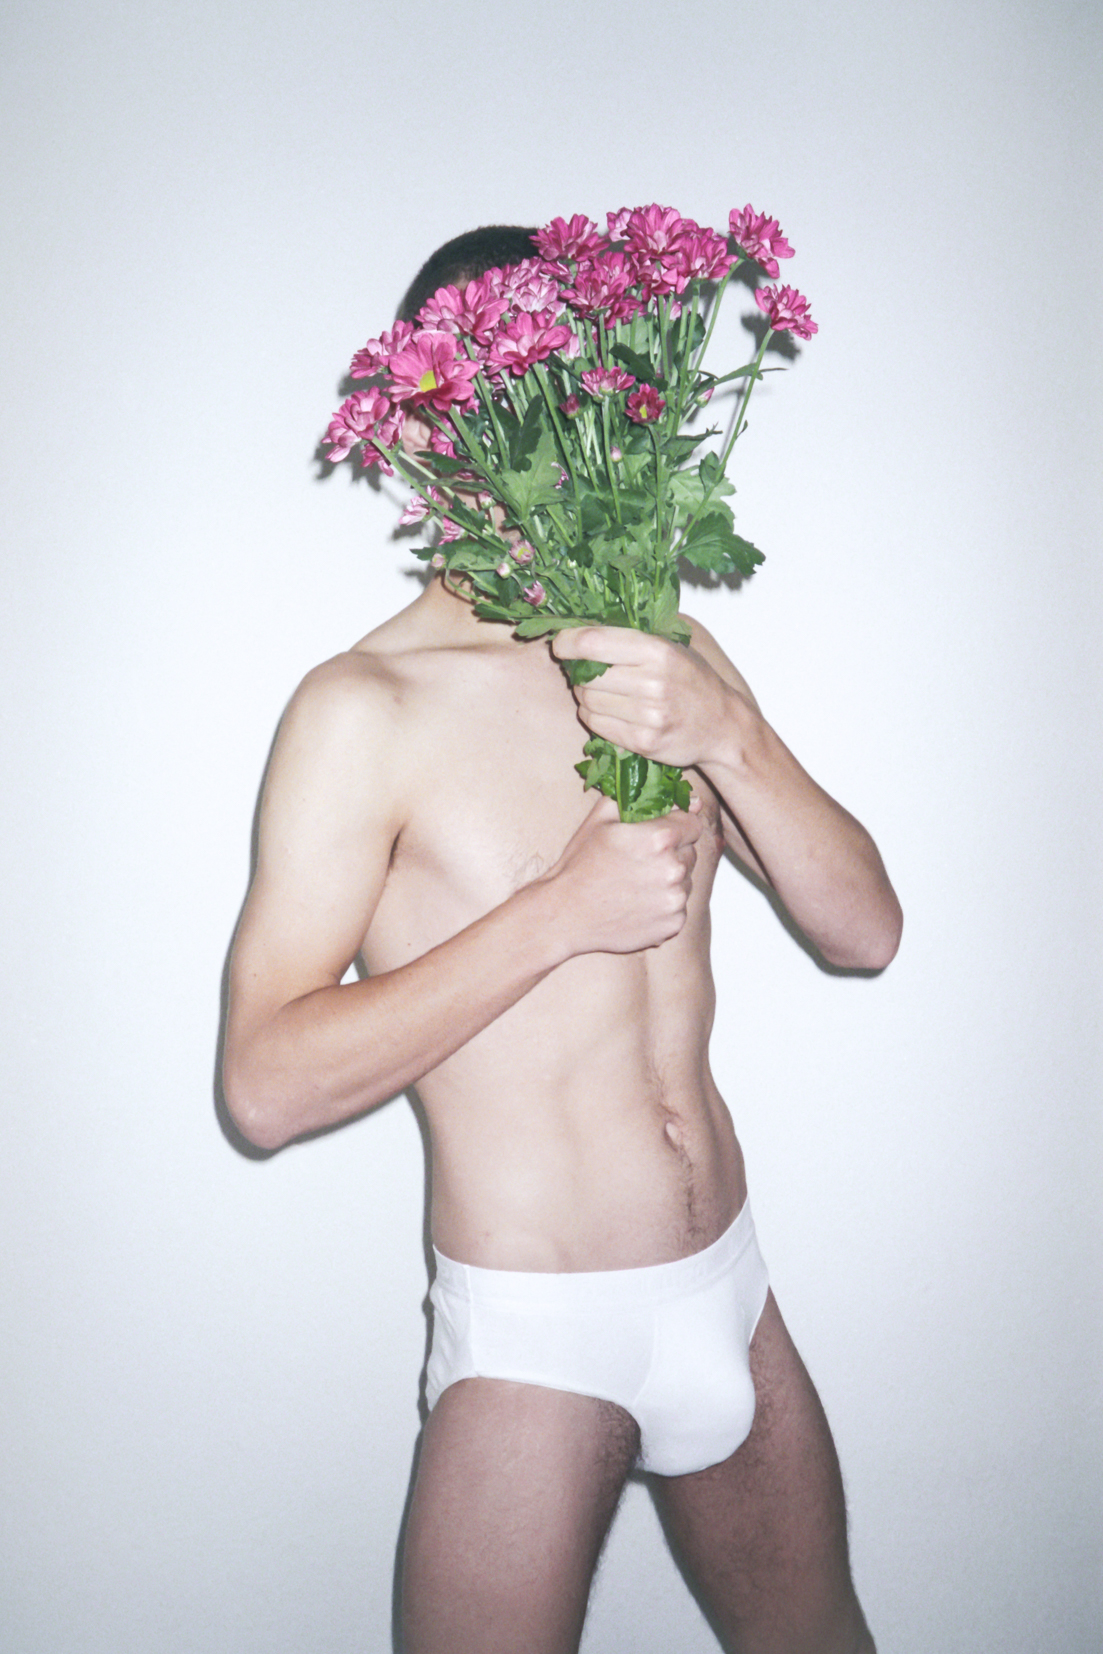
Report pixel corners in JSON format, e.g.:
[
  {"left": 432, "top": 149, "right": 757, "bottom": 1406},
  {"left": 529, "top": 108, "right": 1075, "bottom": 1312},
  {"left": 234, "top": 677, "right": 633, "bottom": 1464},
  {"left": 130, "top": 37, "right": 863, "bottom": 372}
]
[{"left": 344, "top": 588, "right": 746, "bottom": 1270}]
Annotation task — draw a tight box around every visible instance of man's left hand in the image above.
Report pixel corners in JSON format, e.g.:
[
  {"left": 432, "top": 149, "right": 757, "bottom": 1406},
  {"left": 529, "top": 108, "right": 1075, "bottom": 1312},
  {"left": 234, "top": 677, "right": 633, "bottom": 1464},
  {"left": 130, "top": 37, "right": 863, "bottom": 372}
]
[{"left": 552, "top": 626, "right": 740, "bottom": 770}]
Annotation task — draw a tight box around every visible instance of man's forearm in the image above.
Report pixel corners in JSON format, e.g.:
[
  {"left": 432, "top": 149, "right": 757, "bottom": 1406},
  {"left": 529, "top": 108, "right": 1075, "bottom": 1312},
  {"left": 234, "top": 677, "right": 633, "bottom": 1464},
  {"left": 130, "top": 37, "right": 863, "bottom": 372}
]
[
  {"left": 226, "top": 791, "right": 704, "bottom": 1151},
  {"left": 225, "top": 880, "right": 568, "bottom": 1151},
  {"left": 700, "top": 692, "right": 903, "bottom": 970}
]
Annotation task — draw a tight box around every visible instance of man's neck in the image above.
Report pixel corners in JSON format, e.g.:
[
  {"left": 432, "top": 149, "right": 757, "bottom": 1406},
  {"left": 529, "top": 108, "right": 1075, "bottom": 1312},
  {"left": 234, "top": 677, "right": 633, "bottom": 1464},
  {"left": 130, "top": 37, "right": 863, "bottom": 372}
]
[{"left": 416, "top": 572, "right": 519, "bottom": 647}]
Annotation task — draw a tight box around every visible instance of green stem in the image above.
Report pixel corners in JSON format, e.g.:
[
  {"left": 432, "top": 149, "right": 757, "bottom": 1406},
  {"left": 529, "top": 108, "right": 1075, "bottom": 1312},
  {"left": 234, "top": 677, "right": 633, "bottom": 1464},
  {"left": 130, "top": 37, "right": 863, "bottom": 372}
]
[
  {"left": 649, "top": 424, "right": 666, "bottom": 601},
  {"left": 694, "top": 258, "right": 740, "bottom": 374},
  {"left": 722, "top": 328, "right": 771, "bottom": 463},
  {"left": 474, "top": 374, "right": 512, "bottom": 465},
  {"left": 600, "top": 401, "right": 622, "bottom": 523},
  {"left": 673, "top": 329, "right": 770, "bottom": 554},
  {"left": 667, "top": 283, "right": 702, "bottom": 440},
  {"left": 533, "top": 362, "right": 582, "bottom": 503}
]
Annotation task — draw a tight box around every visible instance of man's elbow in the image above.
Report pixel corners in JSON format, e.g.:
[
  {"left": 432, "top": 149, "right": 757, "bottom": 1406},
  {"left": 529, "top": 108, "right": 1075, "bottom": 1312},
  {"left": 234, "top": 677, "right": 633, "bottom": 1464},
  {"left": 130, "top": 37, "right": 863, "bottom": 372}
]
[
  {"left": 222, "top": 1056, "right": 297, "bottom": 1152},
  {"left": 820, "top": 896, "right": 903, "bottom": 971}
]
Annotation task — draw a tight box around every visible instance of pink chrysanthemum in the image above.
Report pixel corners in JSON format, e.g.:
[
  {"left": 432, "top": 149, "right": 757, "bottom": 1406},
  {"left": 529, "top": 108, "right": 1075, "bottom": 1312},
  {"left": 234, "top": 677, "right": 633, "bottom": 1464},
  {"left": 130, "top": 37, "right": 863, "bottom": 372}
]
[
  {"left": 522, "top": 580, "right": 547, "bottom": 606},
  {"left": 755, "top": 284, "right": 818, "bottom": 339},
  {"left": 580, "top": 366, "right": 636, "bottom": 398},
  {"left": 486, "top": 259, "right": 563, "bottom": 315},
  {"left": 397, "top": 491, "right": 433, "bottom": 526},
  {"left": 325, "top": 388, "right": 402, "bottom": 463},
  {"left": 729, "top": 206, "right": 795, "bottom": 280},
  {"left": 386, "top": 331, "right": 481, "bottom": 411},
  {"left": 620, "top": 205, "right": 703, "bottom": 299},
  {"left": 511, "top": 540, "right": 536, "bottom": 564},
  {"left": 349, "top": 322, "right": 414, "bottom": 380},
  {"left": 559, "top": 393, "right": 581, "bottom": 417},
  {"left": 427, "top": 424, "right": 458, "bottom": 458},
  {"left": 417, "top": 277, "right": 509, "bottom": 345},
  {"left": 561, "top": 251, "right": 643, "bottom": 327},
  {"left": 484, "top": 310, "right": 574, "bottom": 377},
  {"left": 626, "top": 385, "right": 666, "bottom": 424},
  {"left": 534, "top": 214, "right": 609, "bottom": 264},
  {"left": 675, "top": 229, "right": 734, "bottom": 284}
]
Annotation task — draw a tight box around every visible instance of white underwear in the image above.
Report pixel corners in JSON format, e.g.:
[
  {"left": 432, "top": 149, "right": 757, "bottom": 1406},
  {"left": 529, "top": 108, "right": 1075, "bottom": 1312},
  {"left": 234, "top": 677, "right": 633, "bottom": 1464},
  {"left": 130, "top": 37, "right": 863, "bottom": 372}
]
[{"left": 425, "top": 1200, "right": 769, "bottom": 1477}]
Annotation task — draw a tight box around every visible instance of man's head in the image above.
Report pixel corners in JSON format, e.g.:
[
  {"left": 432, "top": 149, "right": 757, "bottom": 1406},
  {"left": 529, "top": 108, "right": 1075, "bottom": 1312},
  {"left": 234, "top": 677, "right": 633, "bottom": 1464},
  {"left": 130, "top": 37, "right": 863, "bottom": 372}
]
[{"left": 397, "top": 225, "right": 540, "bottom": 323}]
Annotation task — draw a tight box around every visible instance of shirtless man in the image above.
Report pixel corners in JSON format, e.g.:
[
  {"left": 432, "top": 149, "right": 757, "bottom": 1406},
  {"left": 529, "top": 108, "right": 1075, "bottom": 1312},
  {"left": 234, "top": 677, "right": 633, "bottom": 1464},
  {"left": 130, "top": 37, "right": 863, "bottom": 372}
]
[{"left": 223, "top": 231, "right": 902, "bottom": 1654}]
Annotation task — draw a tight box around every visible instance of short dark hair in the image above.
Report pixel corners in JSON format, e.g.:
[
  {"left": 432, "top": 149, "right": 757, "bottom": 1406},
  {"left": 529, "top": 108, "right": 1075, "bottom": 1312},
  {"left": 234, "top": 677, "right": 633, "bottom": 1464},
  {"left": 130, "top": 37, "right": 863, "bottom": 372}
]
[{"left": 397, "top": 225, "right": 540, "bottom": 322}]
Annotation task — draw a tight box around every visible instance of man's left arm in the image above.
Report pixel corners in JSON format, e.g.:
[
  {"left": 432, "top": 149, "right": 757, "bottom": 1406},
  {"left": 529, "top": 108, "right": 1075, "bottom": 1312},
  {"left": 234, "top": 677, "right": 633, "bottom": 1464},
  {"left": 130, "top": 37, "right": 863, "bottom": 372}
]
[{"left": 552, "top": 622, "right": 902, "bottom": 970}]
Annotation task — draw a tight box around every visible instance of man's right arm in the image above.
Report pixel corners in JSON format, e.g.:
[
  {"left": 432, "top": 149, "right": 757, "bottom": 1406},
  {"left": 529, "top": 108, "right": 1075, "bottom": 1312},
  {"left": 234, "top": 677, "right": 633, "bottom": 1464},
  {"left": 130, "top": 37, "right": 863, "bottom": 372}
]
[{"left": 223, "top": 657, "right": 701, "bottom": 1150}]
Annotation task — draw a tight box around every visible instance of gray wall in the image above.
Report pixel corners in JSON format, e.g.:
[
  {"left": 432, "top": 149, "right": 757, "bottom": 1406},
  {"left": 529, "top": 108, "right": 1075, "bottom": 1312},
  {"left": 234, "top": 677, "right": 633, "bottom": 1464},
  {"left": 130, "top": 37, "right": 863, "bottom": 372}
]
[{"left": 2, "top": 1, "right": 1100, "bottom": 1649}]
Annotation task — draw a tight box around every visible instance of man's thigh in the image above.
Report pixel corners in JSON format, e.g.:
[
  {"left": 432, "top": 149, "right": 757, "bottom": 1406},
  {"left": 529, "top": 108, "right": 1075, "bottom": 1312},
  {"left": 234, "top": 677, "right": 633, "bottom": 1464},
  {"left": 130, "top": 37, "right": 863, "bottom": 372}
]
[
  {"left": 651, "top": 1291, "right": 875, "bottom": 1654},
  {"left": 401, "top": 1376, "right": 640, "bottom": 1654}
]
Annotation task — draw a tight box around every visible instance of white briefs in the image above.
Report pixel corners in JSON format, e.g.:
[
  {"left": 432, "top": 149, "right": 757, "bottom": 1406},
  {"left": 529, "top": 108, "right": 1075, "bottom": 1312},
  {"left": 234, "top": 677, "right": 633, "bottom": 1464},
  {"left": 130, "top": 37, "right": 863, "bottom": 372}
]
[{"left": 426, "top": 1199, "right": 770, "bottom": 1477}]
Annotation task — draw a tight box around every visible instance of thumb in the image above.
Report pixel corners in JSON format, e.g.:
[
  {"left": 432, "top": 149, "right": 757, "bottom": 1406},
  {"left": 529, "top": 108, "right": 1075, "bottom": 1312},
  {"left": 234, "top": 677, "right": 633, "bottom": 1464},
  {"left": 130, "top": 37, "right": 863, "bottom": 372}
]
[{"left": 585, "top": 792, "right": 622, "bottom": 825}]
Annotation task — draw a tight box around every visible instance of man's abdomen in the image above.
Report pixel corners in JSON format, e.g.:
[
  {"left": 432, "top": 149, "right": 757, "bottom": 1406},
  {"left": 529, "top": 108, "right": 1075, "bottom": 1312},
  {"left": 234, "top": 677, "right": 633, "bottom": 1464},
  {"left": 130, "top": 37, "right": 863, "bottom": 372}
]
[{"left": 416, "top": 942, "right": 747, "bottom": 1272}]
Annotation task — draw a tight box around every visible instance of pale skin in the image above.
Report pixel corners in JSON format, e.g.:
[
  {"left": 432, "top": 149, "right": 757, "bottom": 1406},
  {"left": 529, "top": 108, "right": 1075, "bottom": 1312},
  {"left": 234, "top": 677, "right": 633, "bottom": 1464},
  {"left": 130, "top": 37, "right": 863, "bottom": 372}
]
[{"left": 224, "top": 573, "right": 901, "bottom": 1652}]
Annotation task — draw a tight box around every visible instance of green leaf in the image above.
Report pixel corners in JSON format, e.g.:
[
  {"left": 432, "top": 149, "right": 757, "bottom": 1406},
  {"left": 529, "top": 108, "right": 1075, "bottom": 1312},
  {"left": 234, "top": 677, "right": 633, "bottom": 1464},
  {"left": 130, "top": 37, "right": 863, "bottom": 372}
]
[
  {"left": 705, "top": 362, "right": 763, "bottom": 388},
  {"left": 679, "top": 512, "right": 765, "bottom": 576},
  {"left": 503, "top": 429, "right": 563, "bottom": 515},
  {"left": 413, "top": 450, "right": 473, "bottom": 475},
  {"left": 578, "top": 491, "right": 611, "bottom": 535},
  {"left": 667, "top": 470, "right": 706, "bottom": 510},
  {"left": 510, "top": 393, "right": 544, "bottom": 469},
  {"left": 494, "top": 402, "right": 520, "bottom": 451},
  {"left": 619, "top": 751, "right": 647, "bottom": 801},
  {"left": 439, "top": 499, "right": 489, "bottom": 530},
  {"left": 611, "top": 344, "right": 666, "bottom": 390},
  {"left": 684, "top": 311, "right": 707, "bottom": 354},
  {"left": 661, "top": 432, "right": 710, "bottom": 466},
  {"left": 513, "top": 614, "right": 600, "bottom": 638},
  {"left": 729, "top": 534, "right": 766, "bottom": 575},
  {"left": 621, "top": 759, "right": 692, "bottom": 822},
  {"left": 651, "top": 570, "right": 683, "bottom": 636},
  {"left": 575, "top": 735, "right": 617, "bottom": 795},
  {"left": 693, "top": 451, "right": 735, "bottom": 499},
  {"left": 563, "top": 658, "right": 609, "bottom": 686},
  {"left": 439, "top": 536, "right": 485, "bottom": 558},
  {"left": 472, "top": 600, "right": 521, "bottom": 623}
]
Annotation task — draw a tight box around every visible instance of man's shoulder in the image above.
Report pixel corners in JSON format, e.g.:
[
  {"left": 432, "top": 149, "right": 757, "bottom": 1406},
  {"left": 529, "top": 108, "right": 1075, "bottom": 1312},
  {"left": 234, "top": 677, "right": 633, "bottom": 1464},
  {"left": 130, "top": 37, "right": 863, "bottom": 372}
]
[
  {"left": 283, "top": 648, "right": 402, "bottom": 746},
  {"left": 286, "top": 600, "right": 439, "bottom": 729},
  {"left": 273, "top": 594, "right": 472, "bottom": 791}
]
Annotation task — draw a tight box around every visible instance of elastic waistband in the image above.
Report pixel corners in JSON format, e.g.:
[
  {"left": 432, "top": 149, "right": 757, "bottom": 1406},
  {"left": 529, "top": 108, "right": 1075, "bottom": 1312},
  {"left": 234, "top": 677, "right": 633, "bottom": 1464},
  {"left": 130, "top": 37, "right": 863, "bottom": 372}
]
[{"left": 432, "top": 1198, "right": 757, "bottom": 1310}]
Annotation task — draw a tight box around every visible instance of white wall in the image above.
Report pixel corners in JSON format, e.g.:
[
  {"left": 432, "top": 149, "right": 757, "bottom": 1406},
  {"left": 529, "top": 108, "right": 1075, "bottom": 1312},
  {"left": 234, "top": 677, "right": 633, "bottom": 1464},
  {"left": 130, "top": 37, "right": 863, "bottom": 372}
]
[{"left": 2, "top": 1, "right": 1100, "bottom": 1650}]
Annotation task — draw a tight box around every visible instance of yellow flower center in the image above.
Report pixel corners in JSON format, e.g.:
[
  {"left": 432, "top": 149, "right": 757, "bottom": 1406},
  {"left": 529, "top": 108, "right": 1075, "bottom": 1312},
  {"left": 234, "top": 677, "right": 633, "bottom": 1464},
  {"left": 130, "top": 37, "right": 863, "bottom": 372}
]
[{"left": 418, "top": 369, "right": 439, "bottom": 393}]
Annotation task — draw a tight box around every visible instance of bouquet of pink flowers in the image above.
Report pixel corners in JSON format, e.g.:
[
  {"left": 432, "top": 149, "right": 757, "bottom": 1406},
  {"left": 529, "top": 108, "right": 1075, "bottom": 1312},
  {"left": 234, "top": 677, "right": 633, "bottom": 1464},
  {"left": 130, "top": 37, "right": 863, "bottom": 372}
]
[{"left": 325, "top": 204, "right": 816, "bottom": 820}]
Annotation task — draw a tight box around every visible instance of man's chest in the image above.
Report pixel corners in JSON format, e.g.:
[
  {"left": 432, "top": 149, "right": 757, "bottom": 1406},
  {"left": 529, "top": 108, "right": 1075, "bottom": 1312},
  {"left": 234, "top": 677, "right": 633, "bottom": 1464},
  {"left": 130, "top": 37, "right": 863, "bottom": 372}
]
[
  {"left": 359, "top": 641, "right": 724, "bottom": 969},
  {"left": 392, "top": 666, "right": 596, "bottom": 904}
]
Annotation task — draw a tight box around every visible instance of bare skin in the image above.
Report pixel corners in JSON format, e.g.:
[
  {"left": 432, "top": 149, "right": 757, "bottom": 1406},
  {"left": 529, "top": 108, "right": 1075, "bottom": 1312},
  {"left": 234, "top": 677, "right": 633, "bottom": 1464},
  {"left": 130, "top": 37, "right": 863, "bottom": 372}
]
[{"left": 223, "top": 574, "right": 899, "bottom": 1651}]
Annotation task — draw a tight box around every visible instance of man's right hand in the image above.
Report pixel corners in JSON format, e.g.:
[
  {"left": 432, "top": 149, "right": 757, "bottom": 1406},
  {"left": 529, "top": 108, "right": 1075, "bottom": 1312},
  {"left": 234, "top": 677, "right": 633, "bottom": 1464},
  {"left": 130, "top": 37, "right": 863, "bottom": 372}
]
[{"left": 540, "top": 794, "right": 703, "bottom": 956}]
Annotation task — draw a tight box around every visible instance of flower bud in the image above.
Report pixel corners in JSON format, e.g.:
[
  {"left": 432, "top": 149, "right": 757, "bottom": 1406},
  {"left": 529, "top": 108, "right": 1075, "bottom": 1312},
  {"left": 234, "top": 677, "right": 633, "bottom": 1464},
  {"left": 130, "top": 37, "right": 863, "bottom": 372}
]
[
  {"left": 522, "top": 580, "right": 546, "bottom": 606},
  {"left": 496, "top": 561, "right": 511, "bottom": 578},
  {"left": 559, "top": 394, "right": 581, "bottom": 417}
]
